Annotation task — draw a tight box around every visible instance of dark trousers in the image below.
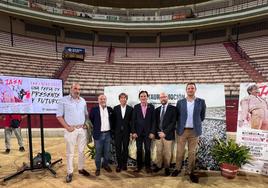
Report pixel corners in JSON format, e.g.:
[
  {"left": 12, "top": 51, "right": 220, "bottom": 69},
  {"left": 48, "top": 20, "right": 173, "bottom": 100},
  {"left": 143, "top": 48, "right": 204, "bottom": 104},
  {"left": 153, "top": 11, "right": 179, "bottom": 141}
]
[
  {"left": 115, "top": 131, "right": 130, "bottom": 168},
  {"left": 136, "top": 134, "right": 151, "bottom": 169}
]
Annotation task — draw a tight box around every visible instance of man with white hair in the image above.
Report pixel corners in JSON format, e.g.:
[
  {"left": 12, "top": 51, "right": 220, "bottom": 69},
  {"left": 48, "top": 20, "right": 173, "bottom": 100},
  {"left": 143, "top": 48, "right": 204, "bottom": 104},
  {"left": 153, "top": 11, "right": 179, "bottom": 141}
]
[
  {"left": 90, "top": 94, "right": 114, "bottom": 176},
  {"left": 57, "top": 83, "right": 90, "bottom": 183}
]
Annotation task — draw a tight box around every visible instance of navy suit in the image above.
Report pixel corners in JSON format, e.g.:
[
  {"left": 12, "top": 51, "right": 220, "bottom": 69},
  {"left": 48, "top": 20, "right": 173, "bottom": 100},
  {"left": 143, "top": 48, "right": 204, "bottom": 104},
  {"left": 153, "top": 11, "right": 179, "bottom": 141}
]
[
  {"left": 90, "top": 106, "right": 113, "bottom": 140},
  {"left": 89, "top": 105, "right": 114, "bottom": 170},
  {"left": 132, "top": 103, "right": 154, "bottom": 169},
  {"left": 176, "top": 98, "right": 206, "bottom": 137},
  {"left": 113, "top": 104, "right": 133, "bottom": 168}
]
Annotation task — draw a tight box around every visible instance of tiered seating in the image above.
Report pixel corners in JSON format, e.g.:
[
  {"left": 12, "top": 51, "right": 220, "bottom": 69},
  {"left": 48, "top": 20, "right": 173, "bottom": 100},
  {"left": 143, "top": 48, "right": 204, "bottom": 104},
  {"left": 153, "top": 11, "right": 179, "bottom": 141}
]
[
  {"left": 114, "top": 44, "right": 231, "bottom": 64},
  {"left": 239, "top": 35, "right": 268, "bottom": 79},
  {"left": 65, "top": 60, "right": 253, "bottom": 96},
  {"left": 250, "top": 58, "right": 268, "bottom": 78},
  {"left": 0, "top": 32, "right": 108, "bottom": 63},
  {"left": 239, "top": 35, "right": 268, "bottom": 58},
  {"left": 0, "top": 53, "right": 62, "bottom": 78},
  {"left": 0, "top": 32, "right": 59, "bottom": 58}
]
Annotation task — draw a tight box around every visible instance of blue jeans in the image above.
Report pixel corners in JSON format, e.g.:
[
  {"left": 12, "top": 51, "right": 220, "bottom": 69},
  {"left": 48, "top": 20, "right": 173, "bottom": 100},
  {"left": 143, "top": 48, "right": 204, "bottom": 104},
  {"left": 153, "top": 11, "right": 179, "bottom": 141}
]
[{"left": 94, "top": 132, "right": 111, "bottom": 170}]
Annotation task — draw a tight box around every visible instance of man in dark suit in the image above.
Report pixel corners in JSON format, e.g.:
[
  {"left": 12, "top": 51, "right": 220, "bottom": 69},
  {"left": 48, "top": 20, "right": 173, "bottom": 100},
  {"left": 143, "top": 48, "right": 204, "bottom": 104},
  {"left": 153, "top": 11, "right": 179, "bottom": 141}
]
[
  {"left": 172, "top": 83, "right": 206, "bottom": 184},
  {"left": 113, "top": 93, "right": 133, "bottom": 172},
  {"left": 152, "top": 92, "right": 177, "bottom": 176},
  {"left": 132, "top": 90, "right": 155, "bottom": 173},
  {"left": 90, "top": 94, "right": 114, "bottom": 176}
]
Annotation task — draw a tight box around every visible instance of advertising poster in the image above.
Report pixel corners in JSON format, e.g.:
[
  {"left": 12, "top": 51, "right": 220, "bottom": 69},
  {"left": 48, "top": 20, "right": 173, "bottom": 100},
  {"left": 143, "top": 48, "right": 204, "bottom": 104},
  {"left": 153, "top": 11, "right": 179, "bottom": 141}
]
[
  {"left": 237, "top": 83, "right": 268, "bottom": 175},
  {"left": 0, "top": 76, "right": 62, "bottom": 114}
]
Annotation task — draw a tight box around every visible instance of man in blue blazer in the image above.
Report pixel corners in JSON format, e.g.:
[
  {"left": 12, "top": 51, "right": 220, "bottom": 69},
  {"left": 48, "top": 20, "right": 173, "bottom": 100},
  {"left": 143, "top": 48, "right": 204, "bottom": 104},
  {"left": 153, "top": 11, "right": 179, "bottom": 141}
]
[
  {"left": 90, "top": 94, "right": 114, "bottom": 176},
  {"left": 132, "top": 90, "right": 155, "bottom": 173},
  {"left": 172, "top": 83, "right": 206, "bottom": 183}
]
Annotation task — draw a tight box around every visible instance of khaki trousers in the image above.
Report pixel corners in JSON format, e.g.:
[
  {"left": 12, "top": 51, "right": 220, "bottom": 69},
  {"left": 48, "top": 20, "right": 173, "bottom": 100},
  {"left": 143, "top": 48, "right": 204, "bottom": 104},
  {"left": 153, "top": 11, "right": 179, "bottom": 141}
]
[
  {"left": 155, "top": 138, "right": 173, "bottom": 168},
  {"left": 175, "top": 129, "right": 199, "bottom": 173}
]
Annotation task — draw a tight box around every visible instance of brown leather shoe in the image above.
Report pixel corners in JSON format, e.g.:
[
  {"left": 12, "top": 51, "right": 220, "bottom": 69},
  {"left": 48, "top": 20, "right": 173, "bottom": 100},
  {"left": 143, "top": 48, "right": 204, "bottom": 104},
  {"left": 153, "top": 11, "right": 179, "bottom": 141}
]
[
  {"left": 116, "top": 166, "right": 121, "bottom": 173},
  {"left": 103, "top": 165, "right": 112, "bottom": 173}
]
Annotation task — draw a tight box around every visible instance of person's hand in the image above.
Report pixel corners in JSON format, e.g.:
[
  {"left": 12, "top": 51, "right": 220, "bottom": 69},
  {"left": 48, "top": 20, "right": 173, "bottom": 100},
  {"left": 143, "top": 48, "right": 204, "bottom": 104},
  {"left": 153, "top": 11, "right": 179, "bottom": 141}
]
[
  {"left": 149, "top": 133, "right": 155, "bottom": 140},
  {"left": 66, "top": 126, "right": 75, "bottom": 132},
  {"left": 132, "top": 133, "right": 138, "bottom": 139},
  {"left": 158, "top": 132, "right": 166, "bottom": 138}
]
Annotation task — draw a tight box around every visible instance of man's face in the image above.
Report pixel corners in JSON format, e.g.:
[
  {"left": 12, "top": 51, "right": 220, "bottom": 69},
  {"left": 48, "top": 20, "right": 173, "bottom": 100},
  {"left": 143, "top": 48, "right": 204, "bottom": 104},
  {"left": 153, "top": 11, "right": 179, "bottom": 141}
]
[
  {"left": 119, "top": 96, "right": 127, "bottom": 106},
  {"left": 159, "top": 93, "right": 168, "bottom": 105},
  {"left": 139, "top": 92, "right": 148, "bottom": 104},
  {"left": 98, "top": 95, "right": 107, "bottom": 107},
  {"left": 186, "top": 84, "right": 196, "bottom": 97},
  {"left": 70, "top": 84, "right": 80, "bottom": 99}
]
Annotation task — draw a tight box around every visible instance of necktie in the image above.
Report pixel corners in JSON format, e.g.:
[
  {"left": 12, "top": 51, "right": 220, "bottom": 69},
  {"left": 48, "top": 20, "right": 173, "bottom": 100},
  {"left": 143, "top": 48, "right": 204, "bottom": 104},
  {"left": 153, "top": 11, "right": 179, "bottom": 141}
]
[{"left": 160, "top": 105, "right": 165, "bottom": 130}]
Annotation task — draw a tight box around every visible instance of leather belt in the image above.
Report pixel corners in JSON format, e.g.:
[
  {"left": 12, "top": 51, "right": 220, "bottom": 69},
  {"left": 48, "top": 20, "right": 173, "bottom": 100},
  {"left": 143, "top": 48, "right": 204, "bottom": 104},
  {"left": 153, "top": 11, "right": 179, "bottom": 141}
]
[
  {"left": 72, "top": 125, "right": 84, "bottom": 129},
  {"left": 101, "top": 130, "right": 110, "bottom": 133}
]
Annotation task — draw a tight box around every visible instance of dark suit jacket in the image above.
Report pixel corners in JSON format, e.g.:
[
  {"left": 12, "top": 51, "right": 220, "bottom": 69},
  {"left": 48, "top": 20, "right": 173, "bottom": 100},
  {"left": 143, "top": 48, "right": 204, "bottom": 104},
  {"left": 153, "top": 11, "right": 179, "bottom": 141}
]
[
  {"left": 153, "top": 104, "right": 177, "bottom": 140},
  {"left": 113, "top": 104, "right": 133, "bottom": 135},
  {"left": 132, "top": 103, "right": 155, "bottom": 136},
  {"left": 89, "top": 105, "right": 114, "bottom": 140},
  {"left": 176, "top": 98, "right": 206, "bottom": 137}
]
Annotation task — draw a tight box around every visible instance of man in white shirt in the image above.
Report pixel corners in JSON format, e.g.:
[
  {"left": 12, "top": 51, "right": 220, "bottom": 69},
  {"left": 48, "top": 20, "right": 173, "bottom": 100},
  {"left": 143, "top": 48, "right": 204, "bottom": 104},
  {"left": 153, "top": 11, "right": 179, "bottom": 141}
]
[
  {"left": 57, "top": 83, "right": 90, "bottom": 183},
  {"left": 90, "top": 94, "right": 114, "bottom": 176},
  {"left": 113, "top": 93, "right": 133, "bottom": 172}
]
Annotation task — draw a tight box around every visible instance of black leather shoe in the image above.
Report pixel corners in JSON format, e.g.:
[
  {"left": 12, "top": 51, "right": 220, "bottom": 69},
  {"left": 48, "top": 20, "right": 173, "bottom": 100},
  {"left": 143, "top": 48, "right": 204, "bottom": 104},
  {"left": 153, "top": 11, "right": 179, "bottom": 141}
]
[
  {"left": 189, "top": 173, "right": 199, "bottom": 183},
  {"left": 19, "top": 147, "right": 25, "bottom": 152},
  {"left": 103, "top": 165, "right": 112, "bottom": 173},
  {"left": 95, "top": 169, "right": 100, "bottom": 176},
  {"left": 145, "top": 167, "right": 152, "bottom": 173},
  {"left": 121, "top": 165, "right": 127, "bottom": 171},
  {"left": 116, "top": 166, "right": 121, "bottom": 173},
  {"left": 5, "top": 149, "right": 10, "bottom": 154},
  {"left": 66, "top": 173, "right": 73, "bottom": 183},
  {"left": 78, "top": 169, "right": 90, "bottom": 176},
  {"left": 153, "top": 166, "right": 162, "bottom": 173},
  {"left": 165, "top": 168, "right": 171, "bottom": 176},
  {"left": 134, "top": 168, "right": 142, "bottom": 173},
  {"left": 171, "top": 169, "right": 181, "bottom": 177}
]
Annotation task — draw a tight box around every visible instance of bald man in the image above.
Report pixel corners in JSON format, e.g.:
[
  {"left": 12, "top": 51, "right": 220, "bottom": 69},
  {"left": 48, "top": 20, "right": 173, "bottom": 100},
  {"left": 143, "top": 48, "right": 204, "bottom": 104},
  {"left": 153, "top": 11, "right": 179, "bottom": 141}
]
[
  {"left": 152, "top": 92, "right": 177, "bottom": 176},
  {"left": 90, "top": 94, "right": 114, "bottom": 176},
  {"left": 57, "top": 83, "right": 90, "bottom": 183}
]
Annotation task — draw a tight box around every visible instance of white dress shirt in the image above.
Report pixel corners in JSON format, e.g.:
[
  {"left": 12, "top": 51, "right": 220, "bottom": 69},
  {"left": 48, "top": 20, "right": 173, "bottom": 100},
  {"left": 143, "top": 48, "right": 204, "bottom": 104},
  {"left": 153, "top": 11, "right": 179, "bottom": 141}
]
[
  {"left": 121, "top": 105, "right": 126, "bottom": 119},
  {"left": 99, "top": 105, "right": 110, "bottom": 131}
]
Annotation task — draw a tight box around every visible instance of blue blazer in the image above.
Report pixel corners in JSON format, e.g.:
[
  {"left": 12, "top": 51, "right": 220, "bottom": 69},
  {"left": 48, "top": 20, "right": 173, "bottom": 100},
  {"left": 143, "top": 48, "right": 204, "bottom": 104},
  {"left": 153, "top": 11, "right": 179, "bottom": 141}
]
[
  {"left": 176, "top": 98, "right": 206, "bottom": 137},
  {"left": 89, "top": 105, "right": 114, "bottom": 140}
]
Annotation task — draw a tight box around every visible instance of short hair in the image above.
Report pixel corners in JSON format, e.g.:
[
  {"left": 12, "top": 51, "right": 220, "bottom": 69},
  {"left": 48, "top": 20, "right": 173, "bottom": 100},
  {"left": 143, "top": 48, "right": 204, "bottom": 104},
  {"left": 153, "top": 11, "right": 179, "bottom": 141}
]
[
  {"left": 98, "top": 93, "right": 106, "bottom": 98},
  {"left": 186, "top": 82, "right": 196, "bottom": 89},
  {"left": 139, "top": 90, "right": 149, "bottom": 98},
  {"left": 247, "top": 84, "right": 258, "bottom": 95},
  {"left": 70, "top": 82, "right": 80, "bottom": 89},
  {"left": 118, "top": 92, "right": 128, "bottom": 100}
]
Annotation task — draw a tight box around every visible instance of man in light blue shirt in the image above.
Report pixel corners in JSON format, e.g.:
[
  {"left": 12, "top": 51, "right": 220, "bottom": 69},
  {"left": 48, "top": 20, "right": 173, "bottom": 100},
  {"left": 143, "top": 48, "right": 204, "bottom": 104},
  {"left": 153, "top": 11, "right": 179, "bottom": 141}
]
[
  {"left": 172, "top": 83, "right": 206, "bottom": 184},
  {"left": 57, "top": 83, "right": 90, "bottom": 183}
]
